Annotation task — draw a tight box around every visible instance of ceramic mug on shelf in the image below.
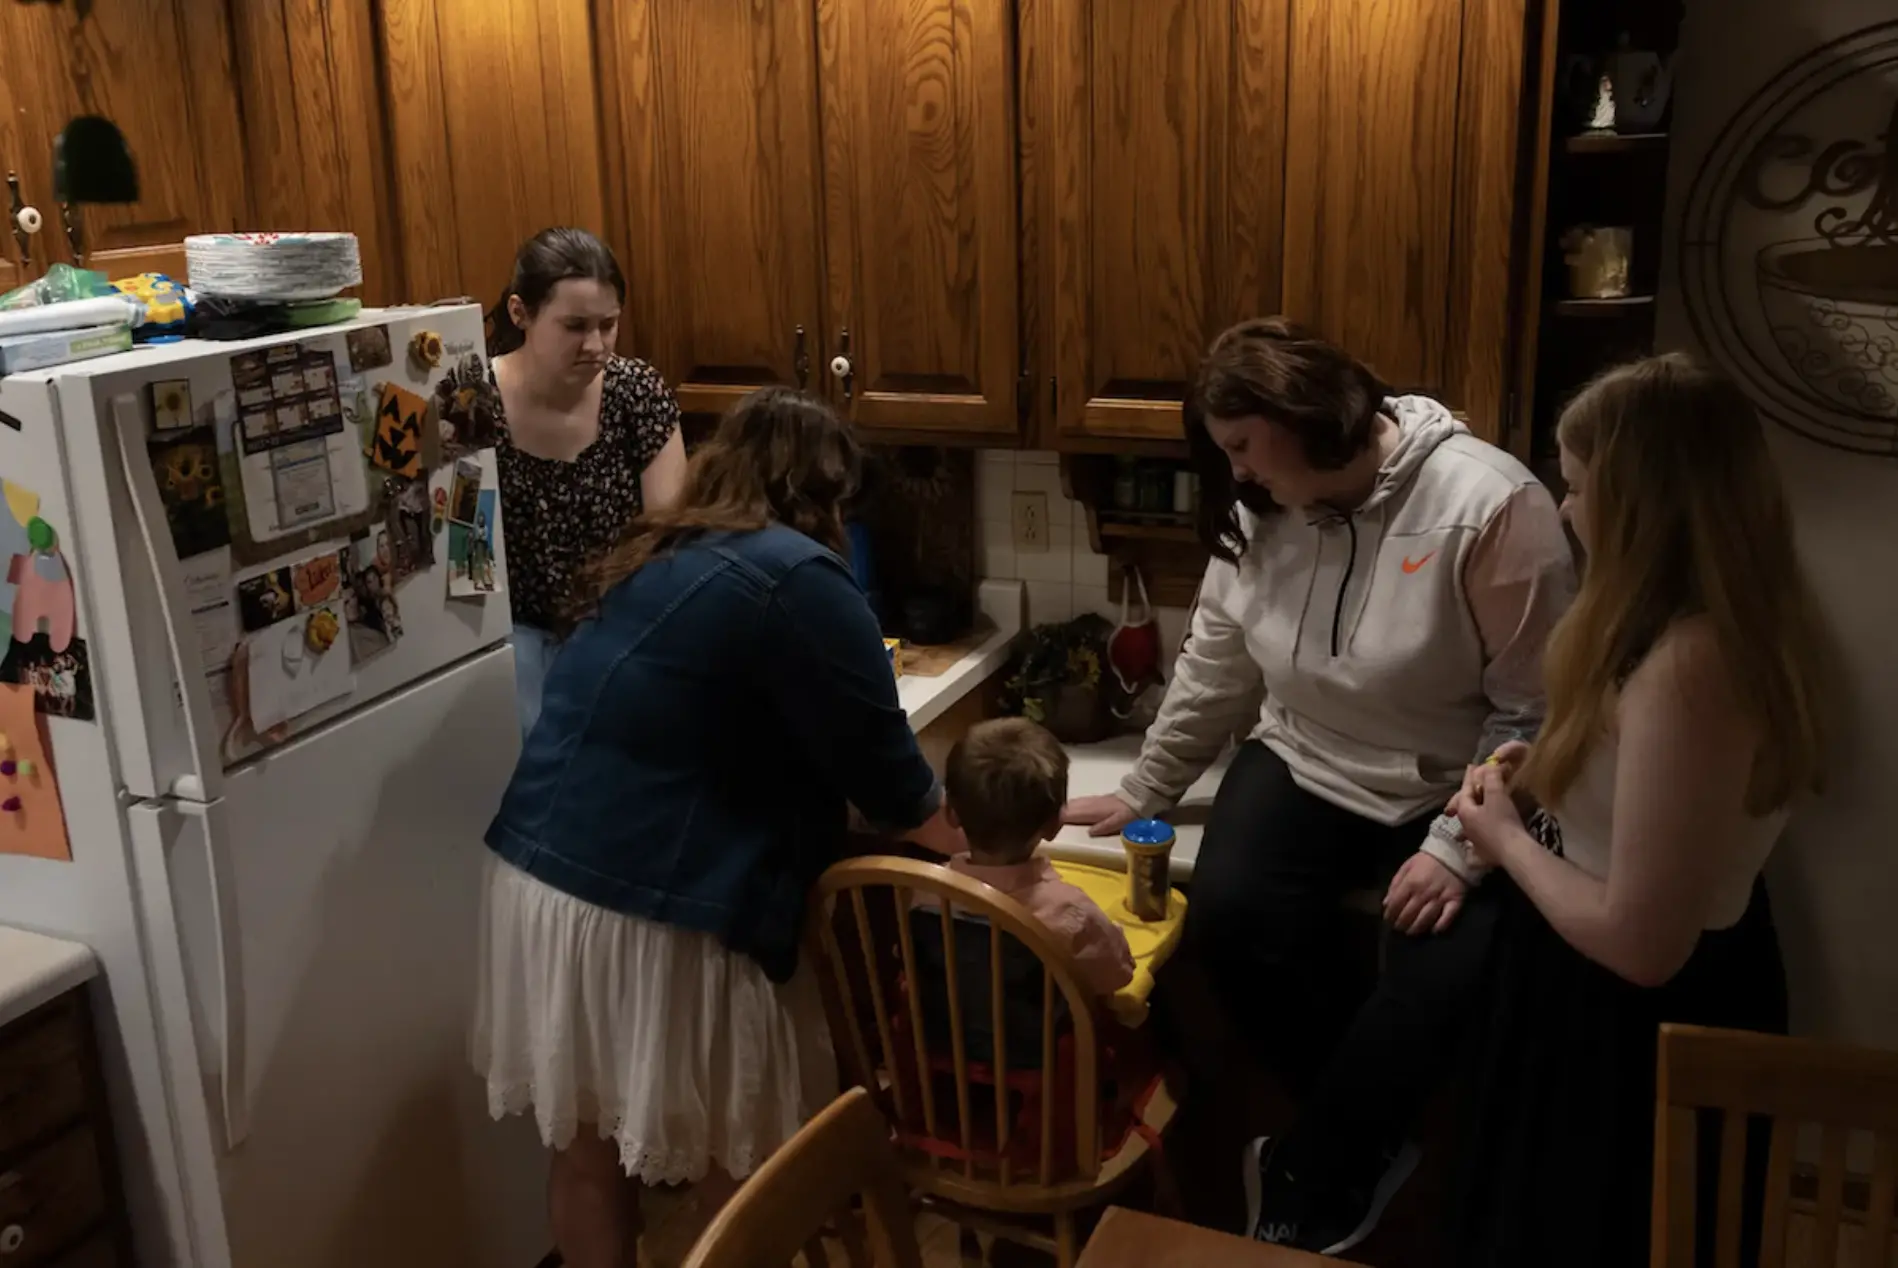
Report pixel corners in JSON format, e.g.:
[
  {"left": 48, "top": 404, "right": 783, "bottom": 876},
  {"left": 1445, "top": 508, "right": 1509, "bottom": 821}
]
[
  {"left": 1606, "top": 44, "right": 1674, "bottom": 132},
  {"left": 1562, "top": 225, "right": 1634, "bottom": 299}
]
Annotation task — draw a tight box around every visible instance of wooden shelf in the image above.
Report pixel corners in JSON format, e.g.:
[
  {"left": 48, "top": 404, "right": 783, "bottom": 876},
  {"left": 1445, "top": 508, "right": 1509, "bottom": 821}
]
[
  {"left": 1097, "top": 517, "right": 1198, "bottom": 544},
  {"left": 1552, "top": 295, "right": 1656, "bottom": 317},
  {"left": 1565, "top": 131, "right": 1668, "bottom": 154}
]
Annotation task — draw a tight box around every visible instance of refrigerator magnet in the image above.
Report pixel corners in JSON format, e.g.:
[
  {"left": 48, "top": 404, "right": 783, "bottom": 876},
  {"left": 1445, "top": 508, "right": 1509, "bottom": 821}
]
[
  {"left": 346, "top": 325, "right": 393, "bottom": 373},
  {"left": 0, "top": 631, "right": 94, "bottom": 721},
  {"left": 434, "top": 354, "right": 500, "bottom": 461},
  {"left": 407, "top": 329, "right": 444, "bottom": 378},
  {"left": 148, "top": 427, "right": 232, "bottom": 559},
  {"left": 367, "top": 382, "right": 426, "bottom": 479},
  {"left": 149, "top": 379, "right": 193, "bottom": 431}
]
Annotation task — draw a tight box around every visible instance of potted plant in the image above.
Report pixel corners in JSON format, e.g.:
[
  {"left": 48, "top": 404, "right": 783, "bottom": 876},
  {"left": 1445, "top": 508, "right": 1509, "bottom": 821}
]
[{"left": 1001, "top": 614, "right": 1114, "bottom": 744}]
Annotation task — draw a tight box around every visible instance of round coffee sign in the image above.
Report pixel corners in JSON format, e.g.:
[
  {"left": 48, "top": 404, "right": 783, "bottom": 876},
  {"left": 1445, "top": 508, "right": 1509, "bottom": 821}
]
[{"left": 1678, "top": 21, "right": 1898, "bottom": 454}]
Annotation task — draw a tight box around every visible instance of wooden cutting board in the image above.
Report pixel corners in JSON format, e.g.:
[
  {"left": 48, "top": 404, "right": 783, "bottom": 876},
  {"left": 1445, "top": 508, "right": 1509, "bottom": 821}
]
[{"left": 898, "top": 620, "right": 998, "bottom": 677}]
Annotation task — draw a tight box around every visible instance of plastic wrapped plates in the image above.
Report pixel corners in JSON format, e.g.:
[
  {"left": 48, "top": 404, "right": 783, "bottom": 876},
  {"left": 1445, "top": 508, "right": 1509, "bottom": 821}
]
[{"left": 185, "top": 232, "right": 363, "bottom": 301}]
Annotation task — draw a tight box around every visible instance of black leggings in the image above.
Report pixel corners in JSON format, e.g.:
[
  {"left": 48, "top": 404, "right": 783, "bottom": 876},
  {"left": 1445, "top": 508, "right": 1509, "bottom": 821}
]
[{"left": 1184, "top": 741, "right": 1500, "bottom": 1185}]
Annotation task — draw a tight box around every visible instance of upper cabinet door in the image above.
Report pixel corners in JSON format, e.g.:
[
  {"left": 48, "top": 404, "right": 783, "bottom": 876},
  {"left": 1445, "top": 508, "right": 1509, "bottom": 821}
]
[
  {"left": 1280, "top": 0, "right": 1465, "bottom": 398},
  {"left": 815, "top": 0, "right": 1020, "bottom": 436},
  {"left": 602, "top": 0, "right": 825, "bottom": 417},
  {"left": 0, "top": 0, "right": 247, "bottom": 281},
  {"left": 1037, "top": 0, "right": 1289, "bottom": 442}
]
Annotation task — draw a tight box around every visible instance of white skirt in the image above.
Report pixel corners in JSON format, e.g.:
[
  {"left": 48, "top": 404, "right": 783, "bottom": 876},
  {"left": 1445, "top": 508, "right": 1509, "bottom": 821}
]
[{"left": 472, "top": 856, "right": 837, "bottom": 1183}]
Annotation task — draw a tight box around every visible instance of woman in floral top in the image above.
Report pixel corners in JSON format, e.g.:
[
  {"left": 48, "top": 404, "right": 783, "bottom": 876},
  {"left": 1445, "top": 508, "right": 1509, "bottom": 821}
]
[{"left": 488, "top": 228, "right": 686, "bottom": 736}]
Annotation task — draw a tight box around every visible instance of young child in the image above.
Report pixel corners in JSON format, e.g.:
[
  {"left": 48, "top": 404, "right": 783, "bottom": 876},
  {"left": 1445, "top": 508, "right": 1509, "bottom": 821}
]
[{"left": 935, "top": 717, "right": 1135, "bottom": 998}]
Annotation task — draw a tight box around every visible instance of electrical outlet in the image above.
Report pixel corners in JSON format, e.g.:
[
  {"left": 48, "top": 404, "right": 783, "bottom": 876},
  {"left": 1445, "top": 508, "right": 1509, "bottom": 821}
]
[{"left": 1012, "top": 490, "right": 1049, "bottom": 553}]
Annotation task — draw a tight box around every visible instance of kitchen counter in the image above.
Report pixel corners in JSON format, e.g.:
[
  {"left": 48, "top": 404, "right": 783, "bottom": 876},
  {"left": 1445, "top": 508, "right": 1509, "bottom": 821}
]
[
  {"left": 0, "top": 924, "right": 98, "bottom": 1029},
  {"left": 898, "top": 580, "right": 1024, "bottom": 733},
  {"left": 1041, "top": 734, "right": 1233, "bottom": 882}
]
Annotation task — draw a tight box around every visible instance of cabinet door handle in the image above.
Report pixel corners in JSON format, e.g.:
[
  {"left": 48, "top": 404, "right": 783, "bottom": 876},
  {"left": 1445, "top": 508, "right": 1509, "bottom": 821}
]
[
  {"left": 832, "top": 327, "right": 854, "bottom": 402},
  {"left": 5, "top": 172, "right": 36, "bottom": 269},
  {"left": 59, "top": 203, "right": 82, "bottom": 265},
  {"left": 793, "top": 325, "right": 810, "bottom": 389}
]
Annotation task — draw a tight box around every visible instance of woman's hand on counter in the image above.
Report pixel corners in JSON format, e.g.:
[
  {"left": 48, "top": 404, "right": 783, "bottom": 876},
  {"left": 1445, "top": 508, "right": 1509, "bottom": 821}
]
[{"left": 1061, "top": 794, "right": 1139, "bottom": 839}]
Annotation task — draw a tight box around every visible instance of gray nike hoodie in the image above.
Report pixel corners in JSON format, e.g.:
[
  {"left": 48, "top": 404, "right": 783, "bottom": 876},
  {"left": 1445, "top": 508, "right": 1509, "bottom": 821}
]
[{"left": 1117, "top": 396, "right": 1576, "bottom": 882}]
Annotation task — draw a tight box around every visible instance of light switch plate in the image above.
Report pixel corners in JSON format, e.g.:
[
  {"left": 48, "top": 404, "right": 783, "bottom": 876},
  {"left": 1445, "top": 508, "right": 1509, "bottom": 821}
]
[{"left": 1012, "top": 490, "right": 1049, "bottom": 553}]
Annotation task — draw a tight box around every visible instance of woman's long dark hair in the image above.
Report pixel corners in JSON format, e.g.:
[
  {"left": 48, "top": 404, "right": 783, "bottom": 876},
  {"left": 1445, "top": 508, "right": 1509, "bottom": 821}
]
[
  {"left": 485, "top": 228, "right": 627, "bottom": 357},
  {"left": 1185, "top": 317, "right": 1391, "bottom": 564},
  {"left": 563, "top": 388, "right": 861, "bottom": 629}
]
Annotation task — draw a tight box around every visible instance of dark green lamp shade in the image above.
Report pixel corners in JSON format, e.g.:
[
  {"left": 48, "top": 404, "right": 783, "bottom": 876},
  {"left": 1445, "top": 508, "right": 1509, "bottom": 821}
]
[{"left": 53, "top": 115, "right": 138, "bottom": 204}]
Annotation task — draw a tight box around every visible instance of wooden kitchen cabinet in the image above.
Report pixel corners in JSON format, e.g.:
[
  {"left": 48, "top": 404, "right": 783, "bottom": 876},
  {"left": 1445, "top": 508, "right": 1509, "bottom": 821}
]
[
  {"left": 1033, "top": 0, "right": 1534, "bottom": 446},
  {"left": 379, "top": 0, "right": 609, "bottom": 310},
  {"left": 0, "top": 0, "right": 247, "bottom": 282},
  {"left": 602, "top": 0, "right": 1020, "bottom": 435},
  {"left": 1034, "top": 0, "right": 1290, "bottom": 443},
  {"left": 815, "top": 0, "right": 1020, "bottom": 435},
  {"left": 599, "top": 0, "right": 827, "bottom": 418}
]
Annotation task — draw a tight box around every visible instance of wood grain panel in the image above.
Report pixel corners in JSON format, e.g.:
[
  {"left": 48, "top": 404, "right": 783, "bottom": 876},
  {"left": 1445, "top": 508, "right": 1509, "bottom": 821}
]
[
  {"left": 1017, "top": 0, "right": 1044, "bottom": 446},
  {"left": 379, "top": 0, "right": 460, "bottom": 301},
  {"left": 0, "top": 19, "right": 47, "bottom": 287},
  {"left": 1281, "top": 0, "right": 1465, "bottom": 398},
  {"left": 1443, "top": 0, "right": 1537, "bottom": 444},
  {"left": 1041, "top": 0, "right": 1288, "bottom": 441},
  {"left": 0, "top": 0, "right": 247, "bottom": 281},
  {"left": 379, "top": 0, "right": 607, "bottom": 308},
  {"left": 817, "top": 0, "right": 1019, "bottom": 434},
  {"left": 603, "top": 0, "right": 824, "bottom": 416},
  {"left": 232, "top": 0, "right": 400, "bottom": 303}
]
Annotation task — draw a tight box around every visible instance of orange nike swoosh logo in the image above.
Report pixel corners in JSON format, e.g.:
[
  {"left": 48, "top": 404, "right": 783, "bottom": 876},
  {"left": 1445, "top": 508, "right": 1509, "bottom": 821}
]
[{"left": 1402, "top": 552, "right": 1436, "bottom": 574}]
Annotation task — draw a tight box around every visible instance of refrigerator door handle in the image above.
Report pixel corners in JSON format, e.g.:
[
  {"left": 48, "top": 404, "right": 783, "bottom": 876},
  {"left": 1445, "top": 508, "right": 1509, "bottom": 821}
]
[
  {"left": 133, "top": 797, "right": 250, "bottom": 1154},
  {"left": 111, "top": 392, "right": 223, "bottom": 802},
  {"left": 184, "top": 796, "right": 250, "bottom": 1150}
]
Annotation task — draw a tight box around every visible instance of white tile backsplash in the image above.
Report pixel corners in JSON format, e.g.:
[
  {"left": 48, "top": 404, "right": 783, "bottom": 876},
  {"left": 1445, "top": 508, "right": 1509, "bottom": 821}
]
[{"left": 976, "top": 451, "right": 1192, "bottom": 673}]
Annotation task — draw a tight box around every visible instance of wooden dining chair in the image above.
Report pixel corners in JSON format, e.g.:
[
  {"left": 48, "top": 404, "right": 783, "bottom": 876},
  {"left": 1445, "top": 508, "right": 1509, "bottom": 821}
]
[
  {"left": 1653, "top": 1023, "right": 1898, "bottom": 1268},
  {"left": 809, "top": 856, "right": 1179, "bottom": 1268},
  {"left": 680, "top": 1086, "right": 923, "bottom": 1268}
]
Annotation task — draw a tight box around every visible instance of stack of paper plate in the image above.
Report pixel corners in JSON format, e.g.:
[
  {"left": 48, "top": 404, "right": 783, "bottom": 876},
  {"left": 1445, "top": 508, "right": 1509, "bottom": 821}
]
[{"left": 184, "top": 232, "right": 363, "bottom": 301}]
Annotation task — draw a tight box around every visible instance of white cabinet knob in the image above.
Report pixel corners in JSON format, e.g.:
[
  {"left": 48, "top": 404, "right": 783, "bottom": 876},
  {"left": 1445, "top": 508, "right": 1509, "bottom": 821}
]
[
  {"left": 0, "top": 1223, "right": 25, "bottom": 1254},
  {"left": 12, "top": 206, "right": 41, "bottom": 236},
  {"left": 829, "top": 354, "right": 851, "bottom": 378}
]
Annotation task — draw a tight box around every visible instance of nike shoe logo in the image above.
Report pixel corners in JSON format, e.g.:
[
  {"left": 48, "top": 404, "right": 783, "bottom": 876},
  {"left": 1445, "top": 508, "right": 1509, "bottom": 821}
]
[{"left": 1402, "top": 552, "right": 1436, "bottom": 574}]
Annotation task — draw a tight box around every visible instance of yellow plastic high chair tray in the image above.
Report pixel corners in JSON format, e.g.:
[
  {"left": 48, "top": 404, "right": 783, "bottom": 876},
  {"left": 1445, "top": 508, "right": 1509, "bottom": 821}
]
[{"left": 1046, "top": 857, "right": 1189, "bottom": 1027}]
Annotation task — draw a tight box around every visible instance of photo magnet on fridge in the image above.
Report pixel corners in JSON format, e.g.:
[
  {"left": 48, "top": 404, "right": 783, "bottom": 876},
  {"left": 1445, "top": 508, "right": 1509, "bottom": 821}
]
[
  {"left": 236, "top": 567, "right": 297, "bottom": 632},
  {"left": 0, "top": 632, "right": 95, "bottom": 721},
  {"left": 148, "top": 426, "right": 231, "bottom": 559}
]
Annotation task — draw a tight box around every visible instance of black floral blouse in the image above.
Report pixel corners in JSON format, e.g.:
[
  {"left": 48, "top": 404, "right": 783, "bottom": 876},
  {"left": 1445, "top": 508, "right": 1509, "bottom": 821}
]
[{"left": 497, "top": 356, "right": 680, "bottom": 631}]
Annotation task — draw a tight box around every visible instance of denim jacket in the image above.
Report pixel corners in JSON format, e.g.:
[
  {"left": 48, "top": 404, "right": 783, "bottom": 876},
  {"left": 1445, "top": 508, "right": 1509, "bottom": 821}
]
[{"left": 485, "top": 525, "right": 941, "bottom": 982}]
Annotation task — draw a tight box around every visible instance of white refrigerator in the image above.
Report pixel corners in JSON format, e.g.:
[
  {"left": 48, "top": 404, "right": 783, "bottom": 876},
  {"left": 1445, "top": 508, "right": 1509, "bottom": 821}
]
[{"left": 0, "top": 307, "right": 549, "bottom": 1267}]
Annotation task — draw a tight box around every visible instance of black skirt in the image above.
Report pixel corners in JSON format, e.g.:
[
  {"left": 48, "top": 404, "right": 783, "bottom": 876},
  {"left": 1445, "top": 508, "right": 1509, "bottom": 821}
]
[{"left": 1451, "top": 874, "right": 1788, "bottom": 1267}]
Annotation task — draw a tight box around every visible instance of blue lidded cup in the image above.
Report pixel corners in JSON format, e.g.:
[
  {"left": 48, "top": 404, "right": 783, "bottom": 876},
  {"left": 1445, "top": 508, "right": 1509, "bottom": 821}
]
[{"left": 1121, "top": 818, "right": 1175, "bottom": 921}]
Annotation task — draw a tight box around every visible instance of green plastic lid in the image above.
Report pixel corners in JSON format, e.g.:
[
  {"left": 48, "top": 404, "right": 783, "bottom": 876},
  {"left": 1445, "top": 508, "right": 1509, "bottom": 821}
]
[{"left": 25, "top": 517, "right": 54, "bottom": 552}]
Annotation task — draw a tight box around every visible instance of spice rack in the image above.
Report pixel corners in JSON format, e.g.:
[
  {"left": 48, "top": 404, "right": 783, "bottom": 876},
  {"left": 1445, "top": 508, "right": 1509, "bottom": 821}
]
[{"left": 1059, "top": 455, "right": 1209, "bottom": 607}]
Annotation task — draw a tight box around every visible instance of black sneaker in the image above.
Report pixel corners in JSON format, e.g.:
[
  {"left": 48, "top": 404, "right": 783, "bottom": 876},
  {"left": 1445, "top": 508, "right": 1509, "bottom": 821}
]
[
  {"left": 1242, "top": 1136, "right": 1421, "bottom": 1255},
  {"left": 1315, "top": 1140, "right": 1422, "bottom": 1256},
  {"left": 1243, "top": 1136, "right": 1302, "bottom": 1245}
]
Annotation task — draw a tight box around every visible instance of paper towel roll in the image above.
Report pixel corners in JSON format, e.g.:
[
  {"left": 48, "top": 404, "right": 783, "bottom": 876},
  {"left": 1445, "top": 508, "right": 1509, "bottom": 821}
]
[{"left": 0, "top": 295, "right": 137, "bottom": 339}]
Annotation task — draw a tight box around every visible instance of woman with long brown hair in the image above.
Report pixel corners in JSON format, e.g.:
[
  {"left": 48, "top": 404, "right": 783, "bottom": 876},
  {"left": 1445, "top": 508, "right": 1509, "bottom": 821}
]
[
  {"left": 1449, "top": 353, "right": 1827, "bottom": 1265},
  {"left": 471, "top": 388, "right": 960, "bottom": 1268}
]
